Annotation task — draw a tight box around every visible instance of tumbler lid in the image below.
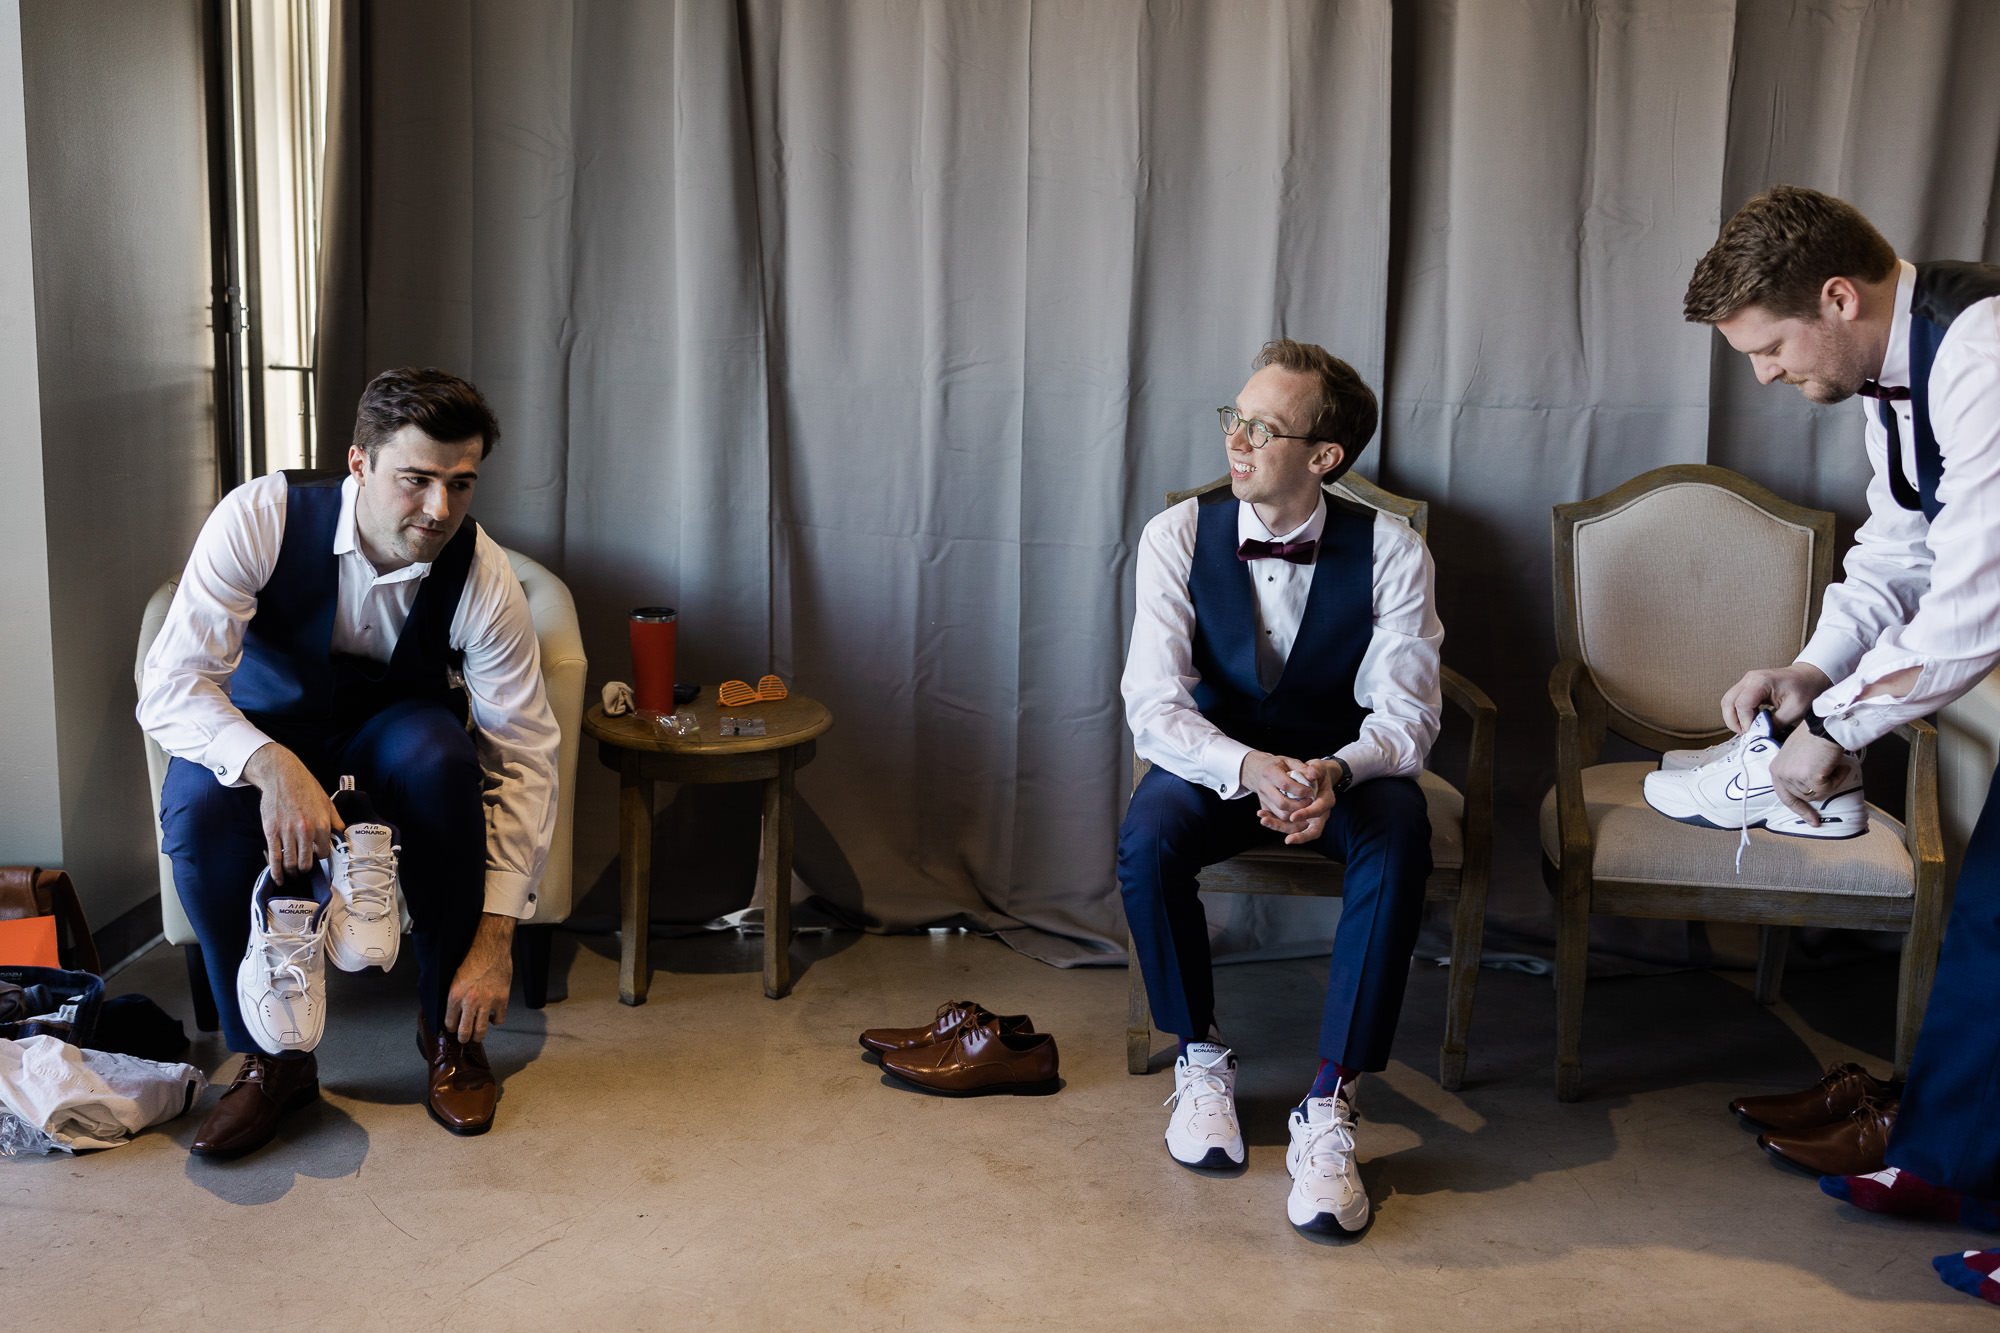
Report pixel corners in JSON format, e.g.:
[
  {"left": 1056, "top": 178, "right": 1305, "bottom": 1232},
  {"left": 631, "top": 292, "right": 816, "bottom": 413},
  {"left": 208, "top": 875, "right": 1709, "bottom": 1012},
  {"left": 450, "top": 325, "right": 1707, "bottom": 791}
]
[{"left": 630, "top": 606, "right": 678, "bottom": 622}]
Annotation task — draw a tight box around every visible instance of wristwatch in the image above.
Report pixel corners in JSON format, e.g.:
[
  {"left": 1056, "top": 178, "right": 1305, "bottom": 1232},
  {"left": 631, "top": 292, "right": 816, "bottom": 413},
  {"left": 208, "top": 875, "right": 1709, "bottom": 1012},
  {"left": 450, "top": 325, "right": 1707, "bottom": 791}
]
[
  {"left": 1322, "top": 756, "right": 1354, "bottom": 794},
  {"left": 1801, "top": 710, "right": 1851, "bottom": 752}
]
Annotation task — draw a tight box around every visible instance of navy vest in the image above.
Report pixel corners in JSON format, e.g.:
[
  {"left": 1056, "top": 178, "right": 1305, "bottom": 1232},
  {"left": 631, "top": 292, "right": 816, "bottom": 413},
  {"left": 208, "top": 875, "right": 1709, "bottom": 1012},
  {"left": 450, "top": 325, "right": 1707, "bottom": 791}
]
[
  {"left": 1187, "top": 489, "right": 1375, "bottom": 760},
  {"left": 1881, "top": 260, "right": 2000, "bottom": 520},
  {"left": 229, "top": 474, "right": 476, "bottom": 738}
]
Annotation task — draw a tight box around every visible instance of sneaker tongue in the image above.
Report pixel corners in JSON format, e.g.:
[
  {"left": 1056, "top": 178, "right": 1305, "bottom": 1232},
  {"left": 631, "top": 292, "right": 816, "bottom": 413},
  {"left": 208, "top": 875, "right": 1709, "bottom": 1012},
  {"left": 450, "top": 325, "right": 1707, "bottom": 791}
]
[
  {"left": 1185, "top": 1041, "right": 1232, "bottom": 1067},
  {"left": 343, "top": 823, "right": 394, "bottom": 857},
  {"left": 1302, "top": 1095, "right": 1342, "bottom": 1124},
  {"left": 265, "top": 897, "right": 321, "bottom": 935}
]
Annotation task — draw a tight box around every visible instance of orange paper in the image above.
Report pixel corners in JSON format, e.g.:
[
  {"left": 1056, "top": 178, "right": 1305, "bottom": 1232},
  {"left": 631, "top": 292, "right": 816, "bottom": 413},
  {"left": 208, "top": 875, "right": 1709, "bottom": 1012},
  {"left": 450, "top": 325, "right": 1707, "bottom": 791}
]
[{"left": 0, "top": 915, "right": 59, "bottom": 968}]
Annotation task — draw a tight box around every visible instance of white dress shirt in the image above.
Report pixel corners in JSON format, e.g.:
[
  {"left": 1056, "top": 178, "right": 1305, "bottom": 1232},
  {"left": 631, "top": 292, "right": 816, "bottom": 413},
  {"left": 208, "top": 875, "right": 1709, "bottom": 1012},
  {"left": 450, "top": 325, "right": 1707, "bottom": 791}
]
[
  {"left": 1795, "top": 259, "right": 2000, "bottom": 751},
  {"left": 137, "top": 473, "right": 560, "bottom": 919},
  {"left": 1122, "top": 492, "right": 1444, "bottom": 798}
]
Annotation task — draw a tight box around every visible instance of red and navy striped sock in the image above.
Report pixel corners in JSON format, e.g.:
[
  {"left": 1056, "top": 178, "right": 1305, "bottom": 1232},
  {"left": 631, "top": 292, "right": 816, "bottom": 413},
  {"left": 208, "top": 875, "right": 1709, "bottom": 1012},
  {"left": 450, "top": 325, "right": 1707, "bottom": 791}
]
[
  {"left": 1308, "top": 1059, "right": 1356, "bottom": 1101},
  {"left": 1821, "top": 1167, "right": 2000, "bottom": 1231},
  {"left": 1935, "top": 1250, "right": 2000, "bottom": 1305}
]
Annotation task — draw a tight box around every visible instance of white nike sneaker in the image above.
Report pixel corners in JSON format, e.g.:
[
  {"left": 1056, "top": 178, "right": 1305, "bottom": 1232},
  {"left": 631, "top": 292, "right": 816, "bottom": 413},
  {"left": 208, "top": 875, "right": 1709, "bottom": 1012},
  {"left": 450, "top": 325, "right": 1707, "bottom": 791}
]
[
  {"left": 1642, "top": 710, "right": 1866, "bottom": 840},
  {"left": 324, "top": 821, "right": 403, "bottom": 972},
  {"left": 236, "top": 866, "right": 333, "bottom": 1055},
  {"left": 1286, "top": 1094, "right": 1370, "bottom": 1238},
  {"left": 1164, "top": 1042, "right": 1245, "bottom": 1170}
]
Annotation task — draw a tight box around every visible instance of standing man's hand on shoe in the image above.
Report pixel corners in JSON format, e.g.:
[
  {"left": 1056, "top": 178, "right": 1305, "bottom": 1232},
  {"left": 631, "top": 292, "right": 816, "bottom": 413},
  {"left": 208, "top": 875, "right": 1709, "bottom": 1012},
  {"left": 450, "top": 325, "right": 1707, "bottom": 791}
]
[
  {"left": 1721, "top": 662, "right": 1833, "bottom": 732},
  {"left": 243, "top": 742, "right": 344, "bottom": 883},
  {"left": 446, "top": 913, "right": 516, "bottom": 1043},
  {"left": 1251, "top": 756, "right": 1335, "bottom": 846},
  {"left": 1769, "top": 729, "right": 1851, "bottom": 827}
]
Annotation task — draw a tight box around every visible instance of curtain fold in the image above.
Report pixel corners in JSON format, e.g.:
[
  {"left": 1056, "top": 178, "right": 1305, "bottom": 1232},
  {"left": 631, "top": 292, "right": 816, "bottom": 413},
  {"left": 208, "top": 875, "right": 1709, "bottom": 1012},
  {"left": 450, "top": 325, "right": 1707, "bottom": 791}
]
[{"left": 312, "top": 0, "right": 2000, "bottom": 962}]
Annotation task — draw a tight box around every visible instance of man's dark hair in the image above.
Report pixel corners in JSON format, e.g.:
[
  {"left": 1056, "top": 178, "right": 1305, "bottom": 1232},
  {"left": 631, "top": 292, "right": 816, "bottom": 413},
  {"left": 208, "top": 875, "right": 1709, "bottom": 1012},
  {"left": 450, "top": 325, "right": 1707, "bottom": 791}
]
[
  {"left": 353, "top": 367, "right": 502, "bottom": 461},
  {"left": 1253, "top": 338, "right": 1378, "bottom": 481},
  {"left": 1683, "top": 185, "right": 1898, "bottom": 324}
]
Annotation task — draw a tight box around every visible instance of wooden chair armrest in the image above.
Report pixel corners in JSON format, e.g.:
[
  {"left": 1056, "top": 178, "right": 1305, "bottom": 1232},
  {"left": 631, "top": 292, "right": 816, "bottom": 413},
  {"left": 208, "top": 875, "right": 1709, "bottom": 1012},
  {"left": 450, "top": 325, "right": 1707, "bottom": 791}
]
[
  {"left": 1548, "top": 658, "right": 1598, "bottom": 893},
  {"left": 1440, "top": 666, "right": 1496, "bottom": 878},
  {"left": 1894, "top": 718, "right": 1947, "bottom": 878}
]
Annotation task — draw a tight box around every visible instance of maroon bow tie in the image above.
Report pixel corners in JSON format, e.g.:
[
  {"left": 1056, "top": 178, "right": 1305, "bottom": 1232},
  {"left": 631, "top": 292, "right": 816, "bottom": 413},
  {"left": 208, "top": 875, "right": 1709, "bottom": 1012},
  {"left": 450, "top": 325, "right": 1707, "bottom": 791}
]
[
  {"left": 1858, "top": 380, "right": 1911, "bottom": 401},
  {"left": 1236, "top": 537, "right": 1317, "bottom": 564}
]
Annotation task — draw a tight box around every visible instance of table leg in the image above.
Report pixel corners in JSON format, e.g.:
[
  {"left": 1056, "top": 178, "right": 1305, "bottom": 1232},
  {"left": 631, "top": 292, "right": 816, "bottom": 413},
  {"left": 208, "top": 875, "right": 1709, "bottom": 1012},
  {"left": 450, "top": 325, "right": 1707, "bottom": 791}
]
[
  {"left": 761, "top": 749, "right": 796, "bottom": 998},
  {"left": 619, "top": 769, "right": 653, "bottom": 1006}
]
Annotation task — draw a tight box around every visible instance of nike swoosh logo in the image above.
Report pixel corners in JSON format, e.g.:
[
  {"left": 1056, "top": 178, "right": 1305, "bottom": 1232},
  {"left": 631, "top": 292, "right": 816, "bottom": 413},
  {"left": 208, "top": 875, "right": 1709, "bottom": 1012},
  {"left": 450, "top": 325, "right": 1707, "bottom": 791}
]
[{"left": 1723, "top": 774, "right": 1774, "bottom": 801}]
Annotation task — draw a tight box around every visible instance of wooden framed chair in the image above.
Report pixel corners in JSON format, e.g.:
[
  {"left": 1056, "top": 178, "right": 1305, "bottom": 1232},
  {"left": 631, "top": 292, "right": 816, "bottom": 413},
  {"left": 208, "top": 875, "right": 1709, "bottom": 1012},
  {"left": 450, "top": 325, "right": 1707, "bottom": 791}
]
[
  {"left": 1124, "top": 474, "right": 1497, "bottom": 1090},
  {"left": 135, "top": 546, "right": 588, "bottom": 1027},
  {"left": 1545, "top": 464, "right": 1946, "bottom": 1101}
]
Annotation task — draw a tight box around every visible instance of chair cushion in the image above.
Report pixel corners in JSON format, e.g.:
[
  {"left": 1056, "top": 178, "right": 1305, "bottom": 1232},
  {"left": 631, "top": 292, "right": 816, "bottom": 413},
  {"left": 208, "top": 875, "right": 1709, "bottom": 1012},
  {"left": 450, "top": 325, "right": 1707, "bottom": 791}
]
[{"left": 1539, "top": 761, "right": 1912, "bottom": 897}]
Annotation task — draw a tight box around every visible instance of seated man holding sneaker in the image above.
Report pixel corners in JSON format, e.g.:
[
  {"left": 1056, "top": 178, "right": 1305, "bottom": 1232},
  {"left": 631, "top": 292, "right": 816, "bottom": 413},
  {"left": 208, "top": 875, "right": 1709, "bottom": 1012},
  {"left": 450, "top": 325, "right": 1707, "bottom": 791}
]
[
  {"left": 1116, "top": 339, "right": 1443, "bottom": 1240},
  {"left": 138, "top": 367, "right": 560, "bottom": 1157}
]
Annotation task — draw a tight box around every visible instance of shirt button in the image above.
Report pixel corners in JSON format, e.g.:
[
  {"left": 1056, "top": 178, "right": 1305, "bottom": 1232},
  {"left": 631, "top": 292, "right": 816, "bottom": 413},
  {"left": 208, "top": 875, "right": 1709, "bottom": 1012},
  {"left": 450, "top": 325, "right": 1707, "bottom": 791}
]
[{"left": 214, "top": 764, "right": 226, "bottom": 775}]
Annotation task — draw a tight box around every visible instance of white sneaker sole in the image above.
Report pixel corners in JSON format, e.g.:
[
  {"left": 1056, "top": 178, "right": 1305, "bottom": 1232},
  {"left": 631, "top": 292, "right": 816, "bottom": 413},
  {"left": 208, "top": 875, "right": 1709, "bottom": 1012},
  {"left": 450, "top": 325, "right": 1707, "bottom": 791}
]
[{"left": 1166, "top": 1137, "right": 1245, "bottom": 1171}]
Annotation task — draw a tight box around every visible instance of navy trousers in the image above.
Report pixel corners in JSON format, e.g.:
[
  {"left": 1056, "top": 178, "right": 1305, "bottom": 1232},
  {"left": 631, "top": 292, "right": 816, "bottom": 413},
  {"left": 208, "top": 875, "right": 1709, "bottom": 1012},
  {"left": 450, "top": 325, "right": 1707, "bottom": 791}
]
[
  {"left": 1887, "top": 754, "right": 2000, "bottom": 1197},
  {"left": 1118, "top": 766, "right": 1432, "bottom": 1069},
  {"left": 160, "top": 699, "right": 486, "bottom": 1055}
]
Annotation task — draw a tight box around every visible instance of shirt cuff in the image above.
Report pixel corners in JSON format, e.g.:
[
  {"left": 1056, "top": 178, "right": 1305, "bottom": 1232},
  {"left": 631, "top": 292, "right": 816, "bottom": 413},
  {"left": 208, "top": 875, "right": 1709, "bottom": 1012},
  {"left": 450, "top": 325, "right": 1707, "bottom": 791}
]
[
  {"left": 1794, "top": 641, "right": 1863, "bottom": 692},
  {"left": 1330, "top": 742, "right": 1388, "bottom": 788},
  {"left": 1201, "top": 735, "right": 1253, "bottom": 800},
  {"left": 208, "top": 720, "right": 278, "bottom": 787},
  {"left": 482, "top": 870, "right": 541, "bottom": 921}
]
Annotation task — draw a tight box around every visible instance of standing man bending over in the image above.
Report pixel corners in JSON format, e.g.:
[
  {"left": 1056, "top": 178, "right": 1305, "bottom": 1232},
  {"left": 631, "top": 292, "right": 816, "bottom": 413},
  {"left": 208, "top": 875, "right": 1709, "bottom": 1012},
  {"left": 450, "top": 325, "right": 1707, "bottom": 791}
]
[
  {"left": 139, "top": 367, "right": 559, "bottom": 1156},
  {"left": 1685, "top": 185, "right": 2000, "bottom": 1307},
  {"left": 1117, "top": 339, "right": 1442, "bottom": 1241}
]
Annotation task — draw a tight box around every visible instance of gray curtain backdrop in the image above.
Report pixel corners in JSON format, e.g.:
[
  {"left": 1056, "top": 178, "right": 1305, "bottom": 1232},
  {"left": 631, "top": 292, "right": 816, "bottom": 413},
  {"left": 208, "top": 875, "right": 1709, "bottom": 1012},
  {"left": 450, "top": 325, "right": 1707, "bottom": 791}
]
[{"left": 314, "top": 0, "right": 2000, "bottom": 965}]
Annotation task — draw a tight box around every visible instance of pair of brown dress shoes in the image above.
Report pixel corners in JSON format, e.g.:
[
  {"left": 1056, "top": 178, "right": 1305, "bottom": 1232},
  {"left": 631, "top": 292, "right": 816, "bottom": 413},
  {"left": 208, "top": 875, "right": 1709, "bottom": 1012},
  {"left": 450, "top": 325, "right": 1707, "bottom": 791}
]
[
  {"left": 1730, "top": 1061, "right": 1902, "bottom": 1177},
  {"left": 189, "top": 1019, "right": 498, "bottom": 1157},
  {"left": 859, "top": 999, "right": 1062, "bottom": 1096}
]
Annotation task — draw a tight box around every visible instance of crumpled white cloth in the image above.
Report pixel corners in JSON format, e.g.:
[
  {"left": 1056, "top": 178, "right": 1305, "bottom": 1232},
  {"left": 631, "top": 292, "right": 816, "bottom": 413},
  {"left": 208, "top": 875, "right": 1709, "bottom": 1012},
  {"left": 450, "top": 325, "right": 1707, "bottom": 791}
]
[
  {"left": 601, "top": 680, "right": 635, "bottom": 716},
  {"left": 0, "top": 1035, "right": 205, "bottom": 1152}
]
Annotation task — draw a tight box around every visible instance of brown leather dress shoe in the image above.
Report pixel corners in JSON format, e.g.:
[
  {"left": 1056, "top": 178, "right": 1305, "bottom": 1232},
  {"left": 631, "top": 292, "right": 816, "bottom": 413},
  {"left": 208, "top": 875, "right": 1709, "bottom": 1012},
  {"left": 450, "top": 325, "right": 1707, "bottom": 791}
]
[
  {"left": 190, "top": 1052, "right": 319, "bottom": 1158},
  {"left": 418, "top": 1021, "right": 498, "bottom": 1136},
  {"left": 879, "top": 1018, "right": 1060, "bottom": 1096},
  {"left": 859, "top": 999, "right": 1035, "bottom": 1054},
  {"left": 1759, "top": 1096, "right": 1897, "bottom": 1176},
  {"left": 1730, "top": 1062, "right": 1902, "bottom": 1134}
]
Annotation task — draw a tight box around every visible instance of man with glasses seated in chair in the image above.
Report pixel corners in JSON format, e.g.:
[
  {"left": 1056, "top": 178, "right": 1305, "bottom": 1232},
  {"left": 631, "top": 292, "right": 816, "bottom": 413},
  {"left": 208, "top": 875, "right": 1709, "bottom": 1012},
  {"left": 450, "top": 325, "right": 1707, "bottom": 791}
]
[
  {"left": 139, "top": 367, "right": 560, "bottom": 1157},
  {"left": 1116, "top": 338, "right": 1443, "bottom": 1241}
]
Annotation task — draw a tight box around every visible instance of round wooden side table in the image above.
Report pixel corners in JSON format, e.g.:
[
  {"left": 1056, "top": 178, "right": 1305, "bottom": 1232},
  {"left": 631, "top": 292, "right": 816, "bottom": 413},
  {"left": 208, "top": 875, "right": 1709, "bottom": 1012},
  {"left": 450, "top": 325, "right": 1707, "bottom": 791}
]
[{"left": 583, "top": 692, "right": 832, "bottom": 1004}]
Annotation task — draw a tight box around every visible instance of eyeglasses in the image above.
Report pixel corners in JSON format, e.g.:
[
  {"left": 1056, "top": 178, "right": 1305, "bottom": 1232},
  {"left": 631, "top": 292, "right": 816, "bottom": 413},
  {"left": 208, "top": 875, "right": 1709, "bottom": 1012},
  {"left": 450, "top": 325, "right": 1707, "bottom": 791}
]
[
  {"left": 1217, "top": 405, "right": 1319, "bottom": 450},
  {"left": 717, "top": 674, "right": 788, "bottom": 707}
]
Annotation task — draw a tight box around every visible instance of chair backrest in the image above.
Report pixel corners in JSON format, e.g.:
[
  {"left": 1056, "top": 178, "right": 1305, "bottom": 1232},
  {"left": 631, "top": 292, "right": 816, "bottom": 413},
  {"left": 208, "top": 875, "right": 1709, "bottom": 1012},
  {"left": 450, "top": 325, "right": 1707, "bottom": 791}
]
[
  {"left": 1553, "top": 464, "right": 1835, "bottom": 749},
  {"left": 135, "top": 544, "right": 589, "bottom": 940},
  {"left": 1165, "top": 473, "right": 1427, "bottom": 539}
]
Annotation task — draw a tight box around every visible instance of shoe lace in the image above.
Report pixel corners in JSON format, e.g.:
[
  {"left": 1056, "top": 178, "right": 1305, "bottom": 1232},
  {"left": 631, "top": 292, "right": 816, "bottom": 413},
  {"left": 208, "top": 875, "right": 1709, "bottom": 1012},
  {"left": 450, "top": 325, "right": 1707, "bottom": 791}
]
[
  {"left": 1297, "top": 1100, "right": 1358, "bottom": 1173},
  {"left": 338, "top": 841, "right": 401, "bottom": 921},
  {"left": 1164, "top": 1047, "right": 1232, "bottom": 1113},
  {"left": 256, "top": 930, "right": 319, "bottom": 998},
  {"left": 1734, "top": 741, "right": 1752, "bottom": 875}
]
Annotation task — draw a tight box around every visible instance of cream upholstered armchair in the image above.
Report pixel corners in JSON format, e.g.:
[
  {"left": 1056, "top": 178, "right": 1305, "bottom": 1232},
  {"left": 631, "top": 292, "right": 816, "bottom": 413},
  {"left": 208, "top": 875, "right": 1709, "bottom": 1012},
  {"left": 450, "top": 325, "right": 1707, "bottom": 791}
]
[
  {"left": 1124, "top": 474, "right": 1497, "bottom": 1090},
  {"left": 1544, "top": 464, "right": 1946, "bottom": 1101},
  {"left": 135, "top": 547, "right": 588, "bottom": 1028}
]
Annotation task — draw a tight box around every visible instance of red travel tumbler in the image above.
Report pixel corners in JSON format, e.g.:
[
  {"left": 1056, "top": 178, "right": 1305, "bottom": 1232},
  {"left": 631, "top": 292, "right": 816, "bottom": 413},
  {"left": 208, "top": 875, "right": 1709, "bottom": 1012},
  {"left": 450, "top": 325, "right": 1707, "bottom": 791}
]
[{"left": 629, "top": 607, "right": 678, "bottom": 716}]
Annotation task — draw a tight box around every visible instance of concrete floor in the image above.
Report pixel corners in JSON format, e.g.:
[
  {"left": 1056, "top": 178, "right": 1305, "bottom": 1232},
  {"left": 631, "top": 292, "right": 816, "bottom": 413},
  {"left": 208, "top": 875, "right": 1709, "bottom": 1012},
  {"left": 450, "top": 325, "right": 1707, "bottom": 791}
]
[{"left": 4, "top": 927, "right": 1987, "bottom": 1330}]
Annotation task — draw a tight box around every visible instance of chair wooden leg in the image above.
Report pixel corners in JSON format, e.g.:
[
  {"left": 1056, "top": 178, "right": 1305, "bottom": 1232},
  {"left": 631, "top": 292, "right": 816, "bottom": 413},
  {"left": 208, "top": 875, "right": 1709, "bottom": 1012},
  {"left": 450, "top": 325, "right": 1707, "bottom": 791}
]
[
  {"left": 1753, "top": 925, "right": 1789, "bottom": 1005},
  {"left": 1894, "top": 919, "right": 1945, "bottom": 1080},
  {"left": 1440, "top": 882, "right": 1486, "bottom": 1091},
  {"left": 184, "top": 943, "right": 219, "bottom": 1033},
  {"left": 1126, "top": 931, "right": 1152, "bottom": 1075},
  {"left": 1554, "top": 889, "right": 1589, "bottom": 1101},
  {"left": 514, "top": 923, "right": 554, "bottom": 1009}
]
